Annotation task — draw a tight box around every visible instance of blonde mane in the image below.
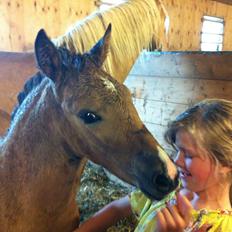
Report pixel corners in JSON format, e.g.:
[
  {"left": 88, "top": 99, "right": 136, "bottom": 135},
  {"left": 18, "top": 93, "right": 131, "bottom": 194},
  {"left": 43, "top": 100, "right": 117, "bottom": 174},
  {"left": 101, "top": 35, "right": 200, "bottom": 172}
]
[{"left": 54, "top": 0, "right": 167, "bottom": 83}]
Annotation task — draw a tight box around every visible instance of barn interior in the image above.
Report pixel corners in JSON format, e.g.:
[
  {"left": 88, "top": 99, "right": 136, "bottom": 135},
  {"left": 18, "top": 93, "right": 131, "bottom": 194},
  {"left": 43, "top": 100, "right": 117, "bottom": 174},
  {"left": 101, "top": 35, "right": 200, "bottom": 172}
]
[{"left": 0, "top": 0, "right": 232, "bottom": 231}]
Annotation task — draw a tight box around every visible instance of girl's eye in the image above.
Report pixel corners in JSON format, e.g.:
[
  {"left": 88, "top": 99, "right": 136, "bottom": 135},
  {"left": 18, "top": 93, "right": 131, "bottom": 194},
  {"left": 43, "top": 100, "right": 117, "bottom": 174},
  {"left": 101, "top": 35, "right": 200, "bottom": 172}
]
[
  {"left": 177, "top": 149, "right": 193, "bottom": 159},
  {"left": 185, "top": 154, "right": 193, "bottom": 159},
  {"left": 177, "top": 146, "right": 194, "bottom": 159}
]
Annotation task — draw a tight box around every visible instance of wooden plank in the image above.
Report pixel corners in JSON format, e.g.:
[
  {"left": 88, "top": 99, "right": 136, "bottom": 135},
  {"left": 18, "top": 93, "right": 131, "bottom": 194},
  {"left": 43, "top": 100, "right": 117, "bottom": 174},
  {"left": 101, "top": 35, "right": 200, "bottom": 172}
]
[
  {"left": 59, "top": 0, "right": 95, "bottom": 34},
  {"left": 0, "top": 52, "right": 36, "bottom": 114},
  {"left": 162, "top": 0, "right": 232, "bottom": 51},
  {"left": 125, "top": 74, "right": 232, "bottom": 105},
  {"left": 2, "top": 0, "right": 232, "bottom": 52},
  {"left": 132, "top": 98, "right": 187, "bottom": 126},
  {"left": 10, "top": 1, "right": 25, "bottom": 51},
  {"left": 212, "top": 0, "right": 232, "bottom": 6},
  {"left": 0, "top": 0, "right": 98, "bottom": 52},
  {"left": 0, "top": 1, "right": 11, "bottom": 50},
  {"left": 224, "top": 17, "right": 232, "bottom": 50},
  {"left": 144, "top": 122, "right": 174, "bottom": 155},
  {"left": 129, "top": 52, "right": 232, "bottom": 80},
  {"left": 23, "top": 0, "right": 45, "bottom": 51},
  {"left": 126, "top": 51, "right": 232, "bottom": 157}
]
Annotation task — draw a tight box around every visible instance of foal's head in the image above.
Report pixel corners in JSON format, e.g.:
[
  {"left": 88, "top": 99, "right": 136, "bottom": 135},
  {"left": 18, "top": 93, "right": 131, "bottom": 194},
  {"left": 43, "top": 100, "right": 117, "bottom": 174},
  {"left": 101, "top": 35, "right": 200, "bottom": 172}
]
[{"left": 34, "top": 25, "right": 178, "bottom": 200}]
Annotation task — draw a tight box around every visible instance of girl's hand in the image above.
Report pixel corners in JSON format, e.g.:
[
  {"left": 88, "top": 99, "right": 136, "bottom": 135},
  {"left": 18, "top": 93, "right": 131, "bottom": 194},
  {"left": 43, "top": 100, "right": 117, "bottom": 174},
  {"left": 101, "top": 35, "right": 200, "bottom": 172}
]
[
  {"left": 192, "top": 223, "right": 213, "bottom": 232},
  {"left": 155, "top": 192, "right": 194, "bottom": 232}
]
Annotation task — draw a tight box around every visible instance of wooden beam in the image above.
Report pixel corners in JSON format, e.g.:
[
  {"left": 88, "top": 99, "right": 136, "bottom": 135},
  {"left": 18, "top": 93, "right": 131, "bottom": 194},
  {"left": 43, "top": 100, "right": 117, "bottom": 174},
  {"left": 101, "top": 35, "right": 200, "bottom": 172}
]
[{"left": 212, "top": 0, "right": 232, "bottom": 5}]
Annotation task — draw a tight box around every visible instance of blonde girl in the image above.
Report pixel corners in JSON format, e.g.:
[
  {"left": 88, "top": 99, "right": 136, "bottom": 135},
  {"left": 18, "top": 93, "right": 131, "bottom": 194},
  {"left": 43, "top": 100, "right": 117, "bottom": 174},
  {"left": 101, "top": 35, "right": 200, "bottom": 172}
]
[{"left": 76, "top": 99, "right": 232, "bottom": 232}]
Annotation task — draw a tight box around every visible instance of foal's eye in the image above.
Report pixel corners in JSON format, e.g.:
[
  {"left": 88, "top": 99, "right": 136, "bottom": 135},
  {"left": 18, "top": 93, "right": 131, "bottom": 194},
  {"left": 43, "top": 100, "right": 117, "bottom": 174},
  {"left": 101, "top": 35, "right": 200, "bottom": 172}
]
[{"left": 78, "top": 110, "right": 102, "bottom": 124}]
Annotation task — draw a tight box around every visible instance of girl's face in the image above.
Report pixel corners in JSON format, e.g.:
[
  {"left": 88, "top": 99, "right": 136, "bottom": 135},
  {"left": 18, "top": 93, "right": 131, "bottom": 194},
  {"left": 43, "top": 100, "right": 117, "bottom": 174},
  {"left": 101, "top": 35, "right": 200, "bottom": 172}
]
[{"left": 174, "top": 129, "right": 218, "bottom": 193}]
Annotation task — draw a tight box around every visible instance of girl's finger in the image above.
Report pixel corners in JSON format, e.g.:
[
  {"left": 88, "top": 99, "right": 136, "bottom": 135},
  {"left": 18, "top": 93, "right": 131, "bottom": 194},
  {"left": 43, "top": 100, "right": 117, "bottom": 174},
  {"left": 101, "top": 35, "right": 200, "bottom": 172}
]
[
  {"left": 167, "top": 203, "right": 187, "bottom": 229},
  {"left": 176, "top": 192, "right": 193, "bottom": 222},
  {"left": 156, "top": 211, "right": 167, "bottom": 232},
  {"left": 192, "top": 223, "right": 213, "bottom": 232},
  {"left": 161, "top": 207, "right": 177, "bottom": 230},
  {"left": 179, "top": 188, "right": 194, "bottom": 201}
]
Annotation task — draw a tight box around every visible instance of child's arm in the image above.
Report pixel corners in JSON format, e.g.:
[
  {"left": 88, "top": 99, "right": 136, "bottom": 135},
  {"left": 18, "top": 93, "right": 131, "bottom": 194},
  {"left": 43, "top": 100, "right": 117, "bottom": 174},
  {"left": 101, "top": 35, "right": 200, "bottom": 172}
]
[{"left": 74, "top": 195, "right": 132, "bottom": 232}]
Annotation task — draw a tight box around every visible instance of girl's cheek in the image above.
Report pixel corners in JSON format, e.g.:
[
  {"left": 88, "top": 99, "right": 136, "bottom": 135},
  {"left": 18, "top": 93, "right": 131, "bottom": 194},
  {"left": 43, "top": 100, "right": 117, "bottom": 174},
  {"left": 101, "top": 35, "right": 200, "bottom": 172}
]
[{"left": 185, "top": 158, "right": 193, "bottom": 170}]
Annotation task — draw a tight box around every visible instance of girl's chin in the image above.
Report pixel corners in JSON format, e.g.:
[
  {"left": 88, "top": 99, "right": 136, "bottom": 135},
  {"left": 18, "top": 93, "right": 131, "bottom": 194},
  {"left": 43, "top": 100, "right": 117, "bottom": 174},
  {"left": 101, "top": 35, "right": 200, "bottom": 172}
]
[
  {"left": 180, "top": 180, "right": 196, "bottom": 192},
  {"left": 179, "top": 188, "right": 194, "bottom": 200}
]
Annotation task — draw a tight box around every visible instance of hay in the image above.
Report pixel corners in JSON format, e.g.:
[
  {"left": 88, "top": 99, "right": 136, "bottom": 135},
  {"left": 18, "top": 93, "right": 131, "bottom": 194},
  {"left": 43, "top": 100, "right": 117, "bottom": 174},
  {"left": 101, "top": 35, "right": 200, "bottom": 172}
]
[{"left": 77, "top": 161, "right": 137, "bottom": 231}]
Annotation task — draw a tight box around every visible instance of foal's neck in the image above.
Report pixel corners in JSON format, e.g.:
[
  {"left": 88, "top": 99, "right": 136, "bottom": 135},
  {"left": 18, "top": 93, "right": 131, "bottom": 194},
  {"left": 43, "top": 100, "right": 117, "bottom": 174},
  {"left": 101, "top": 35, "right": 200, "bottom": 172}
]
[
  {"left": 0, "top": 78, "right": 86, "bottom": 216},
  {"left": 2, "top": 78, "right": 84, "bottom": 173}
]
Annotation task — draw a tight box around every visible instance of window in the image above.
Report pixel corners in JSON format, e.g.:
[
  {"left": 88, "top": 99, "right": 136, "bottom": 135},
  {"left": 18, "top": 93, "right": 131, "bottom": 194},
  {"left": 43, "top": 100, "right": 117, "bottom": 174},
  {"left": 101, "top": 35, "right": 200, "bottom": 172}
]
[
  {"left": 99, "top": 0, "right": 126, "bottom": 11},
  {"left": 201, "top": 16, "right": 224, "bottom": 51}
]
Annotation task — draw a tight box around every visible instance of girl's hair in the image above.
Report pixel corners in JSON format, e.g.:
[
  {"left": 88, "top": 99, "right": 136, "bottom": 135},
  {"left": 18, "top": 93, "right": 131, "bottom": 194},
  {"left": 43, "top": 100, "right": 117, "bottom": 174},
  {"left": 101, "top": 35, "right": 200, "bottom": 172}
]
[
  {"left": 164, "top": 98, "right": 232, "bottom": 204},
  {"left": 165, "top": 99, "right": 232, "bottom": 168}
]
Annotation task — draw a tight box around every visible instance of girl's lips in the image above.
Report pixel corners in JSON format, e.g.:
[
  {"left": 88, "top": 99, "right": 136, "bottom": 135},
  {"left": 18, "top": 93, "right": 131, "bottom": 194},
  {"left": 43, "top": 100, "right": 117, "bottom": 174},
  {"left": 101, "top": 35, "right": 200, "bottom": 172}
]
[{"left": 180, "top": 171, "right": 191, "bottom": 178}]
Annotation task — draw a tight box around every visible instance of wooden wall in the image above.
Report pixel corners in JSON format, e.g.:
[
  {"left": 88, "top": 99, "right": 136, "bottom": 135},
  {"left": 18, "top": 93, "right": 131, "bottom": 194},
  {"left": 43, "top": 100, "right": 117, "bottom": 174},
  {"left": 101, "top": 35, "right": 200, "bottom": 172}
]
[
  {"left": 1, "top": 0, "right": 232, "bottom": 52},
  {"left": 162, "top": 0, "right": 232, "bottom": 51},
  {"left": 0, "top": 0, "right": 98, "bottom": 52},
  {"left": 125, "top": 51, "right": 232, "bottom": 153}
]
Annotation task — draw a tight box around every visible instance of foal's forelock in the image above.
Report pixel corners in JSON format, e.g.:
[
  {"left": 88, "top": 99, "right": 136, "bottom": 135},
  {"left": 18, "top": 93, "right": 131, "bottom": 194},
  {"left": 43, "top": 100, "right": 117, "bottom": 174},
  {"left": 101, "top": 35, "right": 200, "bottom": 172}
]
[
  {"left": 59, "top": 47, "right": 86, "bottom": 72},
  {"left": 11, "top": 48, "right": 87, "bottom": 123}
]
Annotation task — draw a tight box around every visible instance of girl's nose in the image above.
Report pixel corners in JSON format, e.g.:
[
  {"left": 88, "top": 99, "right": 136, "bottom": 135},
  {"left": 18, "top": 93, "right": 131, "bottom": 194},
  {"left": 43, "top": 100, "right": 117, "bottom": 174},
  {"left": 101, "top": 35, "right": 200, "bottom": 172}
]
[{"left": 174, "top": 151, "right": 184, "bottom": 167}]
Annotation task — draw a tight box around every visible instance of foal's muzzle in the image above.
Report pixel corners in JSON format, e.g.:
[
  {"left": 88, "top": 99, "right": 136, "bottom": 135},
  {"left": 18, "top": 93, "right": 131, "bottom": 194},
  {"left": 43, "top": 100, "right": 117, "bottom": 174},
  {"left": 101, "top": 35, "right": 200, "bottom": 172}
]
[{"left": 134, "top": 151, "right": 179, "bottom": 200}]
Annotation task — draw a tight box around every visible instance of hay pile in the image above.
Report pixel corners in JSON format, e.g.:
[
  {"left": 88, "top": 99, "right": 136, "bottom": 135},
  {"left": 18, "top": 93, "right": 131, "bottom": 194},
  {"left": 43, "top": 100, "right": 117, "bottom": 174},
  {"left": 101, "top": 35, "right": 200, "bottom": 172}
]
[{"left": 77, "top": 161, "right": 137, "bottom": 231}]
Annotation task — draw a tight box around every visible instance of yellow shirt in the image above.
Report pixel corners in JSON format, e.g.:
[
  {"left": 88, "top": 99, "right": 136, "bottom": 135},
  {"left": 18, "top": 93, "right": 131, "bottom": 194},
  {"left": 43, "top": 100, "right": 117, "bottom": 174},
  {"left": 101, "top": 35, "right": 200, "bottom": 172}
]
[{"left": 130, "top": 190, "right": 232, "bottom": 232}]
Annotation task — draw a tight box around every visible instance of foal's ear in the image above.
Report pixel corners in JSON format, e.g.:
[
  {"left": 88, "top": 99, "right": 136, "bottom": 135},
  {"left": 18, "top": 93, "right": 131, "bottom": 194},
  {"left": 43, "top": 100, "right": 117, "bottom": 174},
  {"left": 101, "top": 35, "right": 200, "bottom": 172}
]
[
  {"left": 89, "top": 23, "right": 111, "bottom": 67},
  {"left": 35, "top": 29, "right": 62, "bottom": 82}
]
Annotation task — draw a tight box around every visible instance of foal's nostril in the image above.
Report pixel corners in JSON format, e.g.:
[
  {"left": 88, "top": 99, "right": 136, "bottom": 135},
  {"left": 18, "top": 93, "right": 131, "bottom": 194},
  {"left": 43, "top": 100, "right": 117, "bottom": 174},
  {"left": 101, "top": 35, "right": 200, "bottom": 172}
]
[{"left": 153, "top": 174, "right": 171, "bottom": 193}]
